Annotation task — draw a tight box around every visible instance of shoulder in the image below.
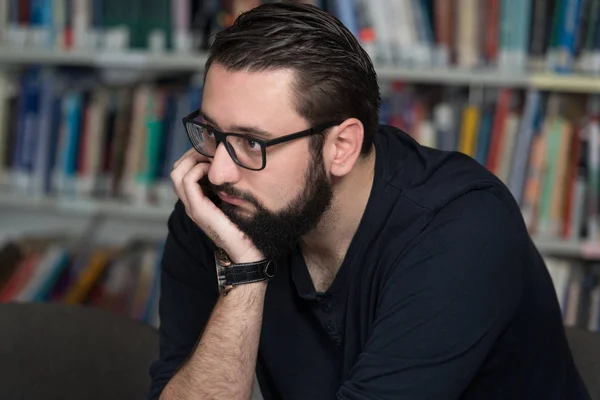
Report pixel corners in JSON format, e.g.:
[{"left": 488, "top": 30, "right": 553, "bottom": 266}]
[
  {"left": 375, "top": 124, "right": 511, "bottom": 213},
  {"left": 380, "top": 188, "right": 529, "bottom": 316},
  {"left": 371, "top": 127, "right": 531, "bottom": 299},
  {"left": 366, "top": 189, "right": 531, "bottom": 358}
]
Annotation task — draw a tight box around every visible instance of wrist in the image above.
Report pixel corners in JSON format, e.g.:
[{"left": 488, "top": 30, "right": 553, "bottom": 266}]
[
  {"left": 228, "top": 248, "right": 265, "bottom": 264},
  {"left": 219, "top": 278, "right": 268, "bottom": 306}
]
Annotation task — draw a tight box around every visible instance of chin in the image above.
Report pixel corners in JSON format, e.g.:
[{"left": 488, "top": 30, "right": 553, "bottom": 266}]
[
  {"left": 233, "top": 208, "right": 255, "bottom": 220},
  {"left": 221, "top": 203, "right": 255, "bottom": 221}
]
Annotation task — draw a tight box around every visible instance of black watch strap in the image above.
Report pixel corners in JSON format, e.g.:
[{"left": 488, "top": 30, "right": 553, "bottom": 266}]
[
  {"left": 215, "top": 249, "right": 276, "bottom": 295},
  {"left": 223, "top": 259, "right": 276, "bottom": 285}
]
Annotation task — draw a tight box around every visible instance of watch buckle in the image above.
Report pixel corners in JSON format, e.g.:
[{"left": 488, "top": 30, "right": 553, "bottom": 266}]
[
  {"left": 221, "top": 284, "right": 234, "bottom": 296},
  {"left": 264, "top": 260, "right": 275, "bottom": 278},
  {"left": 215, "top": 248, "right": 232, "bottom": 267}
]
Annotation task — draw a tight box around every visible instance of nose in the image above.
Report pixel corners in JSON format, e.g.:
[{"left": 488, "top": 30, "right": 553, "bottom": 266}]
[{"left": 208, "top": 142, "right": 241, "bottom": 186}]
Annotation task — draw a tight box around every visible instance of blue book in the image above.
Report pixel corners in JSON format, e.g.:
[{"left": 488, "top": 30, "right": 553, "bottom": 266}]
[
  {"left": 11, "top": 72, "right": 30, "bottom": 176},
  {"left": 378, "top": 99, "right": 391, "bottom": 126},
  {"left": 556, "top": 0, "right": 584, "bottom": 73},
  {"left": 166, "top": 92, "right": 193, "bottom": 174},
  {"left": 33, "top": 68, "right": 59, "bottom": 195},
  {"left": 594, "top": 1, "right": 600, "bottom": 55},
  {"left": 157, "top": 93, "right": 179, "bottom": 180},
  {"left": 92, "top": 0, "right": 104, "bottom": 28},
  {"left": 8, "top": 0, "right": 18, "bottom": 23},
  {"left": 60, "top": 92, "right": 83, "bottom": 194},
  {"left": 30, "top": 0, "right": 44, "bottom": 26},
  {"left": 188, "top": 80, "right": 203, "bottom": 111},
  {"left": 46, "top": 96, "right": 63, "bottom": 193},
  {"left": 142, "top": 242, "right": 164, "bottom": 325},
  {"left": 514, "top": 0, "right": 533, "bottom": 70},
  {"left": 474, "top": 106, "right": 494, "bottom": 166},
  {"left": 333, "top": 0, "right": 358, "bottom": 38},
  {"left": 33, "top": 249, "right": 70, "bottom": 302},
  {"left": 508, "top": 90, "right": 541, "bottom": 203},
  {"left": 14, "top": 68, "right": 42, "bottom": 189},
  {"left": 415, "top": 0, "right": 434, "bottom": 47}
]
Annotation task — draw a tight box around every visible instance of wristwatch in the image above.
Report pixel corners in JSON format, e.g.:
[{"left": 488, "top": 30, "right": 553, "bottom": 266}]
[{"left": 214, "top": 248, "right": 276, "bottom": 296}]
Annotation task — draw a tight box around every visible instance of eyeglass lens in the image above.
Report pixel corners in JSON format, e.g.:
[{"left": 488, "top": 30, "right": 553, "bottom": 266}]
[{"left": 185, "top": 122, "right": 264, "bottom": 169}]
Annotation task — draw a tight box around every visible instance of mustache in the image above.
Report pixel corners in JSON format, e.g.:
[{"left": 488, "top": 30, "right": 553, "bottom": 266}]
[{"left": 198, "top": 176, "right": 258, "bottom": 205}]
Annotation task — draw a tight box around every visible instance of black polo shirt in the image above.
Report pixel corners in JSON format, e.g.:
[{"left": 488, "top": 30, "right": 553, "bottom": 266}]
[{"left": 149, "top": 125, "right": 590, "bottom": 400}]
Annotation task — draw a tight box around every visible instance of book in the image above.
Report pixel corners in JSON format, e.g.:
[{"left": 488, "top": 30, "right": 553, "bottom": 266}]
[{"left": 0, "top": 234, "right": 164, "bottom": 328}]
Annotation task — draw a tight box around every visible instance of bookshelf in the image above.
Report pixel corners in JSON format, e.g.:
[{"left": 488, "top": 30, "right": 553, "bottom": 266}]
[
  {"left": 534, "top": 239, "right": 600, "bottom": 260},
  {"left": 0, "top": 190, "right": 597, "bottom": 260},
  {"left": 0, "top": 191, "right": 172, "bottom": 221},
  {"left": 1, "top": 49, "right": 600, "bottom": 259},
  {"left": 375, "top": 66, "right": 529, "bottom": 87},
  {"left": 0, "top": 48, "right": 209, "bottom": 72},
  {"left": 529, "top": 73, "right": 600, "bottom": 94},
  {"left": 3, "top": 48, "right": 600, "bottom": 92},
  {"left": 2, "top": 0, "right": 600, "bottom": 333}
]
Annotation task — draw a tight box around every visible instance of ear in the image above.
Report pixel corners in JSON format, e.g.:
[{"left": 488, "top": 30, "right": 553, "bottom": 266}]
[{"left": 324, "top": 118, "right": 364, "bottom": 178}]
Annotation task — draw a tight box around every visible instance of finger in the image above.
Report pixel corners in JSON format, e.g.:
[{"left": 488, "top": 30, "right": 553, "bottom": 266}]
[
  {"left": 173, "top": 148, "right": 208, "bottom": 170},
  {"left": 182, "top": 162, "right": 211, "bottom": 208},
  {"left": 182, "top": 163, "right": 252, "bottom": 253},
  {"left": 181, "top": 162, "right": 220, "bottom": 224},
  {"left": 170, "top": 152, "right": 209, "bottom": 205},
  {"left": 173, "top": 148, "right": 196, "bottom": 169}
]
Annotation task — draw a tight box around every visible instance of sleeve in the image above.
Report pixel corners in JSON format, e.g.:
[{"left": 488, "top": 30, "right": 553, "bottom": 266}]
[
  {"left": 337, "top": 190, "right": 527, "bottom": 400},
  {"left": 148, "top": 200, "right": 220, "bottom": 400}
]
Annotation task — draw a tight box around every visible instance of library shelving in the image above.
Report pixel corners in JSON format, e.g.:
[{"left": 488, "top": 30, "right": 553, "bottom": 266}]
[
  {"left": 0, "top": 190, "right": 172, "bottom": 222},
  {"left": 3, "top": 48, "right": 600, "bottom": 93},
  {"left": 0, "top": 47, "right": 209, "bottom": 72},
  {"left": 0, "top": 190, "right": 597, "bottom": 261}
]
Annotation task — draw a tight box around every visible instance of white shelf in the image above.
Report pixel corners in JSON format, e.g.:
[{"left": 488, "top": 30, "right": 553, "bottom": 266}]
[
  {"left": 0, "top": 47, "right": 208, "bottom": 71},
  {"left": 375, "top": 66, "right": 530, "bottom": 87},
  {"left": 533, "top": 239, "right": 586, "bottom": 258},
  {"left": 534, "top": 238, "right": 600, "bottom": 260},
  {"left": 529, "top": 73, "right": 600, "bottom": 94},
  {"left": 3, "top": 48, "right": 600, "bottom": 92},
  {"left": 1, "top": 191, "right": 600, "bottom": 259},
  {"left": 0, "top": 192, "right": 172, "bottom": 221}
]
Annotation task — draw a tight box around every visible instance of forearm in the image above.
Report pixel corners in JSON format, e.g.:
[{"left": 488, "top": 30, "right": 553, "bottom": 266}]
[{"left": 160, "top": 281, "right": 267, "bottom": 400}]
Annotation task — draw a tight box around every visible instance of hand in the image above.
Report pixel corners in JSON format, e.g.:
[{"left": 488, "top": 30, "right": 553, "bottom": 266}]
[{"left": 170, "top": 148, "right": 265, "bottom": 263}]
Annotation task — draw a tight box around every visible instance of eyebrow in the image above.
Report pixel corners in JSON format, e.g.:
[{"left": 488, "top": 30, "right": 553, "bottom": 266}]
[{"left": 199, "top": 110, "right": 274, "bottom": 139}]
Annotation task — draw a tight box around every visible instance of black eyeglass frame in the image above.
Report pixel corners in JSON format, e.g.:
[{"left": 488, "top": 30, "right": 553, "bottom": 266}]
[{"left": 182, "top": 109, "right": 341, "bottom": 171}]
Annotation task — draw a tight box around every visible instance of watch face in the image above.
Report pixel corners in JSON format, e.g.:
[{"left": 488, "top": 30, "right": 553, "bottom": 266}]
[
  {"left": 215, "top": 248, "right": 232, "bottom": 267},
  {"left": 216, "top": 266, "right": 231, "bottom": 295},
  {"left": 264, "top": 260, "right": 276, "bottom": 278}
]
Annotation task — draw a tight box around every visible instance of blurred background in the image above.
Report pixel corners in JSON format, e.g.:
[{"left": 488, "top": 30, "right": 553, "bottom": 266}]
[{"left": 1, "top": 0, "right": 600, "bottom": 334}]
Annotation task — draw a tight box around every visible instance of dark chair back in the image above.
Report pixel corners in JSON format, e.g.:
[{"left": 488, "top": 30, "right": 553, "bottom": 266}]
[
  {"left": 0, "top": 303, "right": 158, "bottom": 400},
  {"left": 566, "top": 327, "right": 600, "bottom": 400}
]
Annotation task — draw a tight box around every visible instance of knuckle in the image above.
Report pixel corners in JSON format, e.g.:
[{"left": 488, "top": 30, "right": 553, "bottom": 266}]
[
  {"left": 173, "top": 157, "right": 184, "bottom": 169},
  {"left": 182, "top": 171, "right": 194, "bottom": 186},
  {"left": 169, "top": 169, "right": 180, "bottom": 183}
]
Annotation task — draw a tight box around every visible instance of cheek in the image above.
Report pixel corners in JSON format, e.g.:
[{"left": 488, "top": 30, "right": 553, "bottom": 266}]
[{"left": 254, "top": 148, "right": 309, "bottom": 209}]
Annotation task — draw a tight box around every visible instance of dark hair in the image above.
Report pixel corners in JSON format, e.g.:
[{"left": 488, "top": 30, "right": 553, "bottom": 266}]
[{"left": 204, "top": 1, "right": 381, "bottom": 156}]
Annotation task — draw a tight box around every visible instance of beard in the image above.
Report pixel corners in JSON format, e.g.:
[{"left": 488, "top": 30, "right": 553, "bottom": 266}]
[{"left": 203, "top": 151, "right": 334, "bottom": 261}]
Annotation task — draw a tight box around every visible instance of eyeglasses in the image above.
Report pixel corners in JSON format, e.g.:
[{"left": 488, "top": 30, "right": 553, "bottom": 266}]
[{"left": 182, "top": 109, "right": 340, "bottom": 171}]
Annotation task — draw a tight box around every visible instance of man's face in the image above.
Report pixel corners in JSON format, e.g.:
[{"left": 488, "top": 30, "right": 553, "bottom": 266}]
[{"left": 201, "top": 64, "right": 334, "bottom": 260}]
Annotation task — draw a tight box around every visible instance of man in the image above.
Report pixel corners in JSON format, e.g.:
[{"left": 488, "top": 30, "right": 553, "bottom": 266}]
[{"left": 149, "top": 3, "right": 590, "bottom": 400}]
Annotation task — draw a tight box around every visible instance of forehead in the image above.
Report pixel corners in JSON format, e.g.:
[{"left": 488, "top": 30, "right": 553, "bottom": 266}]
[{"left": 202, "top": 64, "right": 307, "bottom": 134}]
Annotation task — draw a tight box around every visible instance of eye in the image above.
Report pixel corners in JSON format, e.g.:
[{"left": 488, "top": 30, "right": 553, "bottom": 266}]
[
  {"left": 245, "top": 139, "right": 261, "bottom": 151},
  {"left": 204, "top": 128, "right": 215, "bottom": 138}
]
